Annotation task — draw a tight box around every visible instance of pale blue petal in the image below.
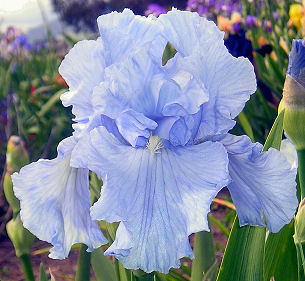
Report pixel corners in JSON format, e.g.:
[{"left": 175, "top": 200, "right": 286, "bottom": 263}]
[
  {"left": 221, "top": 134, "right": 298, "bottom": 233},
  {"left": 97, "top": 8, "right": 166, "bottom": 64},
  {"left": 11, "top": 137, "right": 107, "bottom": 259},
  {"left": 158, "top": 9, "right": 224, "bottom": 56},
  {"left": 158, "top": 9, "right": 256, "bottom": 138},
  {"left": 59, "top": 39, "right": 106, "bottom": 129},
  {"left": 92, "top": 45, "right": 208, "bottom": 146},
  {"left": 86, "top": 127, "right": 229, "bottom": 273},
  {"left": 281, "top": 138, "right": 298, "bottom": 169}
]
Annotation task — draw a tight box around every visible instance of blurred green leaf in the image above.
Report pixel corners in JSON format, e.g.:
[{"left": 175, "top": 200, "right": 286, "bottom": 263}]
[
  {"left": 262, "top": 109, "right": 284, "bottom": 152},
  {"left": 39, "top": 263, "right": 48, "bottom": 281},
  {"left": 63, "top": 32, "right": 79, "bottom": 45},
  {"left": 37, "top": 88, "right": 66, "bottom": 118},
  {"left": 91, "top": 248, "right": 116, "bottom": 281},
  {"left": 238, "top": 111, "right": 255, "bottom": 142},
  {"left": 208, "top": 215, "right": 230, "bottom": 238}
]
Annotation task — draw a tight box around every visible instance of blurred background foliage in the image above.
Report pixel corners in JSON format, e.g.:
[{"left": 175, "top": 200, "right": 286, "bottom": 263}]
[{"left": 0, "top": 0, "right": 304, "bottom": 280}]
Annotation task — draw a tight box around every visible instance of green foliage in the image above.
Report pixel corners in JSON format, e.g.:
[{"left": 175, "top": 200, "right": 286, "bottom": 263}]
[
  {"left": 91, "top": 248, "right": 116, "bottom": 281},
  {"left": 39, "top": 263, "right": 48, "bottom": 281},
  {"left": 191, "top": 230, "right": 217, "bottom": 281},
  {"left": 264, "top": 221, "right": 298, "bottom": 281}
]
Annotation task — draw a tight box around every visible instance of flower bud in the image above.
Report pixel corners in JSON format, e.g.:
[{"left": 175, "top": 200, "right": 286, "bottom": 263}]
[
  {"left": 4, "top": 136, "right": 29, "bottom": 216},
  {"left": 279, "top": 39, "right": 305, "bottom": 150},
  {"left": 6, "top": 215, "right": 35, "bottom": 257},
  {"left": 6, "top": 136, "right": 29, "bottom": 174},
  {"left": 294, "top": 199, "right": 305, "bottom": 245},
  {"left": 4, "top": 173, "right": 20, "bottom": 215}
]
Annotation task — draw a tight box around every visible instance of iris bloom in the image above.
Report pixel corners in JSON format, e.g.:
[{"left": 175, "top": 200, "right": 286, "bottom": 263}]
[{"left": 12, "top": 9, "right": 298, "bottom": 273}]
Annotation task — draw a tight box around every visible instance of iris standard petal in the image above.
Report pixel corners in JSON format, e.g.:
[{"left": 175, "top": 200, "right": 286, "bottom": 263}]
[
  {"left": 97, "top": 8, "right": 166, "bottom": 64},
  {"left": 86, "top": 127, "right": 229, "bottom": 273},
  {"left": 221, "top": 134, "right": 298, "bottom": 233},
  {"left": 158, "top": 8, "right": 224, "bottom": 56},
  {"left": 59, "top": 39, "right": 106, "bottom": 128},
  {"left": 11, "top": 137, "right": 107, "bottom": 259},
  {"left": 92, "top": 45, "right": 208, "bottom": 147},
  {"left": 158, "top": 9, "right": 256, "bottom": 138}
]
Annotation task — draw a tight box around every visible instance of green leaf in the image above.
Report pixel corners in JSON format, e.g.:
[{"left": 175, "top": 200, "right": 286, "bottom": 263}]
[
  {"left": 180, "top": 264, "right": 191, "bottom": 276},
  {"left": 217, "top": 110, "right": 285, "bottom": 281},
  {"left": 191, "top": 230, "right": 217, "bottom": 281},
  {"left": 39, "top": 263, "right": 48, "bottom": 281},
  {"left": 37, "top": 88, "right": 66, "bottom": 118},
  {"left": 168, "top": 270, "right": 189, "bottom": 281},
  {"left": 119, "top": 262, "right": 131, "bottom": 281},
  {"left": 162, "top": 42, "right": 177, "bottom": 66},
  {"left": 208, "top": 215, "right": 230, "bottom": 238},
  {"left": 75, "top": 244, "right": 91, "bottom": 281},
  {"left": 238, "top": 111, "right": 255, "bottom": 142},
  {"left": 262, "top": 109, "right": 284, "bottom": 152},
  {"left": 217, "top": 217, "right": 266, "bottom": 281},
  {"left": 91, "top": 247, "right": 116, "bottom": 281},
  {"left": 63, "top": 32, "right": 79, "bottom": 45},
  {"left": 263, "top": 220, "right": 297, "bottom": 281}
]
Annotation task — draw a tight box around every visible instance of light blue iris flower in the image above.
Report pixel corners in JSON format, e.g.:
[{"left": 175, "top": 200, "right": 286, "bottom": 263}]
[{"left": 12, "top": 9, "right": 298, "bottom": 273}]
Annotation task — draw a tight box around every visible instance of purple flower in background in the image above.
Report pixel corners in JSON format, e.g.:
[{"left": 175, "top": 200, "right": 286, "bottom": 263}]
[
  {"left": 187, "top": 0, "right": 242, "bottom": 18},
  {"left": 15, "top": 34, "right": 27, "bottom": 46},
  {"left": 12, "top": 34, "right": 35, "bottom": 51},
  {"left": 232, "top": 22, "right": 242, "bottom": 33},
  {"left": 187, "top": 0, "right": 198, "bottom": 10},
  {"left": 246, "top": 15, "right": 257, "bottom": 28},
  {"left": 264, "top": 20, "right": 272, "bottom": 32},
  {"left": 144, "top": 3, "right": 167, "bottom": 17}
]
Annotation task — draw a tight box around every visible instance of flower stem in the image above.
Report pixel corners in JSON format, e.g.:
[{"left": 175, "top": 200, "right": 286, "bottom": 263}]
[
  {"left": 296, "top": 149, "right": 305, "bottom": 281},
  {"left": 75, "top": 244, "right": 91, "bottom": 281},
  {"left": 296, "top": 243, "right": 305, "bottom": 281},
  {"left": 297, "top": 149, "right": 305, "bottom": 199},
  {"left": 19, "top": 254, "right": 35, "bottom": 281}
]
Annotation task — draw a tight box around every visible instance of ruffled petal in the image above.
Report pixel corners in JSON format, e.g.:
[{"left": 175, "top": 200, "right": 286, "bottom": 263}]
[
  {"left": 11, "top": 137, "right": 107, "bottom": 259},
  {"left": 221, "top": 134, "right": 298, "bottom": 233},
  {"left": 158, "top": 9, "right": 256, "bottom": 138},
  {"left": 92, "top": 45, "right": 208, "bottom": 146},
  {"left": 86, "top": 127, "right": 229, "bottom": 273},
  {"left": 97, "top": 8, "right": 166, "bottom": 64},
  {"left": 158, "top": 9, "right": 224, "bottom": 56},
  {"left": 59, "top": 39, "right": 106, "bottom": 127}
]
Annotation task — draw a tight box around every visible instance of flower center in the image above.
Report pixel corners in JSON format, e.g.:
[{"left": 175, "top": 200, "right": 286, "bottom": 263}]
[{"left": 146, "top": 134, "right": 163, "bottom": 154}]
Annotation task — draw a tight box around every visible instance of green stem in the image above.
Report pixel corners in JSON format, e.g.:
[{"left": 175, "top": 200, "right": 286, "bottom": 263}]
[
  {"left": 297, "top": 149, "right": 305, "bottom": 199},
  {"left": 191, "top": 230, "right": 217, "bottom": 281},
  {"left": 75, "top": 244, "right": 91, "bottom": 281},
  {"left": 296, "top": 149, "right": 305, "bottom": 281},
  {"left": 19, "top": 254, "right": 35, "bottom": 281},
  {"left": 296, "top": 243, "right": 305, "bottom": 281}
]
